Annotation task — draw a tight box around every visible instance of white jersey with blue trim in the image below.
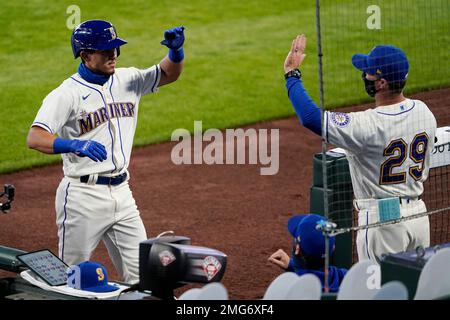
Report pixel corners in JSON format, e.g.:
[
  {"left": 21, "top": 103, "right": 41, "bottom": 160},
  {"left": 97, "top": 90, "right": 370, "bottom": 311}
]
[
  {"left": 32, "top": 65, "right": 161, "bottom": 177},
  {"left": 324, "top": 98, "right": 437, "bottom": 200}
]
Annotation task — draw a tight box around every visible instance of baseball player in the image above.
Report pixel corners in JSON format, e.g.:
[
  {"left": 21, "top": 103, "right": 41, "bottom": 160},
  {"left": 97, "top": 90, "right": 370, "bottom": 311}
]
[
  {"left": 26, "top": 20, "right": 185, "bottom": 283},
  {"left": 284, "top": 35, "right": 437, "bottom": 263}
]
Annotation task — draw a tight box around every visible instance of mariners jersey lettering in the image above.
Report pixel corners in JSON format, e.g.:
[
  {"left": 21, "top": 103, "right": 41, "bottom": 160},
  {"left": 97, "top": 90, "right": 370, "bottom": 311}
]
[
  {"left": 32, "top": 65, "right": 161, "bottom": 177},
  {"left": 78, "top": 102, "right": 136, "bottom": 135},
  {"left": 323, "top": 99, "right": 437, "bottom": 199}
]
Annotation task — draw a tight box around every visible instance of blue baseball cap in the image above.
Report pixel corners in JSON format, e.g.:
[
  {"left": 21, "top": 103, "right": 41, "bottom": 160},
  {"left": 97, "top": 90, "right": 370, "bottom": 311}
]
[
  {"left": 287, "top": 214, "right": 335, "bottom": 258},
  {"left": 352, "top": 45, "right": 409, "bottom": 82},
  {"left": 67, "top": 261, "right": 119, "bottom": 293}
]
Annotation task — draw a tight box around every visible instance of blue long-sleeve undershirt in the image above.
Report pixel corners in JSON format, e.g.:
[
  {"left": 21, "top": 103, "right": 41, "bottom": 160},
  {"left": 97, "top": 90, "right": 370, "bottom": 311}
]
[{"left": 286, "top": 77, "right": 322, "bottom": 136}]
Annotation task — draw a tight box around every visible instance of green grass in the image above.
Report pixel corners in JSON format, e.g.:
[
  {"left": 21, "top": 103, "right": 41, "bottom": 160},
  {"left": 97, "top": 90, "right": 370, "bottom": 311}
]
[
  {"left": 0, "top": 0, "right": 448, "bottom": 173},
  {"left": 319, "top": 0, "right": 450, "bottom": 107}
]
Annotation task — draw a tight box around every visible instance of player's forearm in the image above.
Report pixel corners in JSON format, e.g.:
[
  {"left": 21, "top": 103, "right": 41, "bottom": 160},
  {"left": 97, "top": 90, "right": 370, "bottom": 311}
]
[
  {"left": 26, "top": 126, "right": 56, "bottom": 154},
  {"left": 158, "top": 26, "right": 185, "bottom": 86},
  {"left": 159, "top": 56, "right": 184, "bottom": 85},
  {"left": 27, "top": 127, "right": 107, "bottom": 161},
  {"left": 286, "top": 77, "right": 322, "bottom": 136}
]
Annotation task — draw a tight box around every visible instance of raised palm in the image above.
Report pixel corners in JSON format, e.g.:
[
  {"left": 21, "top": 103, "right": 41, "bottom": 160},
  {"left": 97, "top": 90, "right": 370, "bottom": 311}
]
[{"left": 284, "top": 34, "right": 307, "bottom": 73}]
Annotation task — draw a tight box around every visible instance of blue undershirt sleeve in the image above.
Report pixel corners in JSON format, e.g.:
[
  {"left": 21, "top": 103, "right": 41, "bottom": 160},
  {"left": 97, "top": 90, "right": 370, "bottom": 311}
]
[
  {"left": 286, "top": 257, "right": 295, "bottom": 272},
  {"left": 285, "top": 77, "right": 322, "bottom": 136}
]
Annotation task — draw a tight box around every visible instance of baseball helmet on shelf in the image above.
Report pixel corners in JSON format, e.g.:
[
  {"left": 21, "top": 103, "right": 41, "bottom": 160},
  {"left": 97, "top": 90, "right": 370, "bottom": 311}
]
[{"left": 71, "top": 20, "right": 127, "bottom": 58}]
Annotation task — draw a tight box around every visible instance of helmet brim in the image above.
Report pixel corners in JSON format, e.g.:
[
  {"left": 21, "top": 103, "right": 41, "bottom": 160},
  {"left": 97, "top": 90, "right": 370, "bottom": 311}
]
[
  {"left": 74, "top": 38, "right": 128, "bottom": 58},
  {"left": 95, "top": 38, "right": 128, "bottom": 51}
]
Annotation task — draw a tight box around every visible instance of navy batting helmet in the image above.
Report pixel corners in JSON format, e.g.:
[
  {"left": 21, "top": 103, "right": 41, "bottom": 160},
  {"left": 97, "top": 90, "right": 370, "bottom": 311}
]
[{"left": 71, "top": 20, "right": 127, "bottom": 58}]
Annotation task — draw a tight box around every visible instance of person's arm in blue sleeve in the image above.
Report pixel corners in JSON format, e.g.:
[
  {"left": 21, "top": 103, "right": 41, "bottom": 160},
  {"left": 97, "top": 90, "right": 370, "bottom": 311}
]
[
  {"left": 286, "top": 77, "right": 322, "bottom": 135},
  {"left": 286, "top": 257, "right": 295, "bottom": 272},
  {"left": 283, "top": 34, "right": 322, "bottom": 136}
]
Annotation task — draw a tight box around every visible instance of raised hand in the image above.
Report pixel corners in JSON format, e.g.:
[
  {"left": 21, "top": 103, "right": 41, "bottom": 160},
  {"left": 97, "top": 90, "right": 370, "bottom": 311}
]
[
  {"left": 284, "top": 34, "right": 307, "bottom": 73},
  {"left": 160, "top": 26, "right": 185, "bottom": 50}
]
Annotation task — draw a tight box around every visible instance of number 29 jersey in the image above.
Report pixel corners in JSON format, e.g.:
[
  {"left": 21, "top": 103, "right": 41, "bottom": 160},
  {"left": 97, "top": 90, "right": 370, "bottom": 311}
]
[{"left": 323, "top": 99, "right": 437, "bottom": 200}]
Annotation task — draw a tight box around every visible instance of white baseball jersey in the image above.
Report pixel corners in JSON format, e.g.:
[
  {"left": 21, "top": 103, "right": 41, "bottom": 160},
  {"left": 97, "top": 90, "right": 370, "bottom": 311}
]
[
  {"left": 324, "top": 98, "right": 437, "bottom": 200},
  {"left": 31, "top": 65, "right": 161, "bottom": 283},
  {"left": 324, "top": 98, "right": 437, "bottom": 262},
  {"left": 32, "top": 65, "right": 161, "bottom": 177}
]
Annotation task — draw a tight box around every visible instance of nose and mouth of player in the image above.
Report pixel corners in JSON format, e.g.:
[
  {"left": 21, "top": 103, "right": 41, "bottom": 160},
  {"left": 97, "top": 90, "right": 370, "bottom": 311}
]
[
  {"left": 88, "top": 48, "right": 118, "bottom": 75},
  {"left": 100, "top": 49, "right": 117, "bottom": 73}
]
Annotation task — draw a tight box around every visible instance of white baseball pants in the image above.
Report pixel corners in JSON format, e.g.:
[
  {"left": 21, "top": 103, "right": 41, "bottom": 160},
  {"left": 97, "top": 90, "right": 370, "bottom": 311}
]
[
  {"left": 356, "top": 199, "right": 430, "bottom": 263},
  {"left": 55, "top": 176, "right": 147, "bottom": 284}
]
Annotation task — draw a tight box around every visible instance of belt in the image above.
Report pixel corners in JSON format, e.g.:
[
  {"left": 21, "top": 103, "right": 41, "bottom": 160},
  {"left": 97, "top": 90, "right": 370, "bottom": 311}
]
[
  {"left": 354, "top": 196, "right": 421, "bottom": 211},
  {"left": 80, "top": 172, "right": 128, "bottom": 186},
  {"left": 399, "top": 197, "right": 420, "bottom": 205}
]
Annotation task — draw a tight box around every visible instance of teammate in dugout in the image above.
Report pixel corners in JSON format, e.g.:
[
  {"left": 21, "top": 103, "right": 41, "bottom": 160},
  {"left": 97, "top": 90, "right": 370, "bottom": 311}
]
[
  {"left": 26, "top": 20, "right": 185, "bottom": 283},
  {"left": 284, "top": 35, "right": 437, "bottom": 263},
  {"left": 268, "top": 214, "right": 347, "bottom": 293}
]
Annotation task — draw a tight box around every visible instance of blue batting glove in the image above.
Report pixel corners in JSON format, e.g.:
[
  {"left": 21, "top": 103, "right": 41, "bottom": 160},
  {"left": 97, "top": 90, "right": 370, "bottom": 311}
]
[
  {"left": 160, "top": 26, "right": 185, "bottom": 50},
  {"left": 53, "top": 138, "right": 107, "bottom": 162}
]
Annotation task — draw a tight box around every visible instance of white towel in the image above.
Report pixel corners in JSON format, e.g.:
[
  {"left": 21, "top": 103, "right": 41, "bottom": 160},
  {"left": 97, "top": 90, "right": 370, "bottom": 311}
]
[{"left": 20, "top": 270, "right": 129, "bottom": 299}]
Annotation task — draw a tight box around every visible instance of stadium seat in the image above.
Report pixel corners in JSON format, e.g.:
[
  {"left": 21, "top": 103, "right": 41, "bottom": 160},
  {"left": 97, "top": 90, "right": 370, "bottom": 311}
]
[
  {"left": 178, "top": 283, "right": 228, "bottom": 300},
  {"left": 372, "top": 281, "right": 409, "bottom": 300},
  {"left": 196, "top": 282, "right": 228, "bottom": 300},
  {"left": 178, "top": 288, "right": 202, "bottom": 300},
  {"left": 285, "top": 274, "right": 322, "bottom": 300},
  {"left": 414, "top": 248, "right": 450, "bottom": 300},
  {"left": 337, "top": 260, "right": 380, "bottom": 300},
  {"left": 263, "top": 272, "right": 322, "bottom": 300},
  {"left": 263, "top": 272, "right": 299, "bottom": 300}
]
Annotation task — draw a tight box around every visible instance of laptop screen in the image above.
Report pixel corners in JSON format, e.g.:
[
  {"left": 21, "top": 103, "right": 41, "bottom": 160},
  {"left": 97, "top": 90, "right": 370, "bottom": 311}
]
[{"left": 17, "top": 249, "right": 69, "bottom": 286}]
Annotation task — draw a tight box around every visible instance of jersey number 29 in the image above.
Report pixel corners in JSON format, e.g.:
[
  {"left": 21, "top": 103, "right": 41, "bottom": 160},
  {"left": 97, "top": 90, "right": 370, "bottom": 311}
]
[{"left": 380, "top": 133, "right": 429, "bottom": 185}]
